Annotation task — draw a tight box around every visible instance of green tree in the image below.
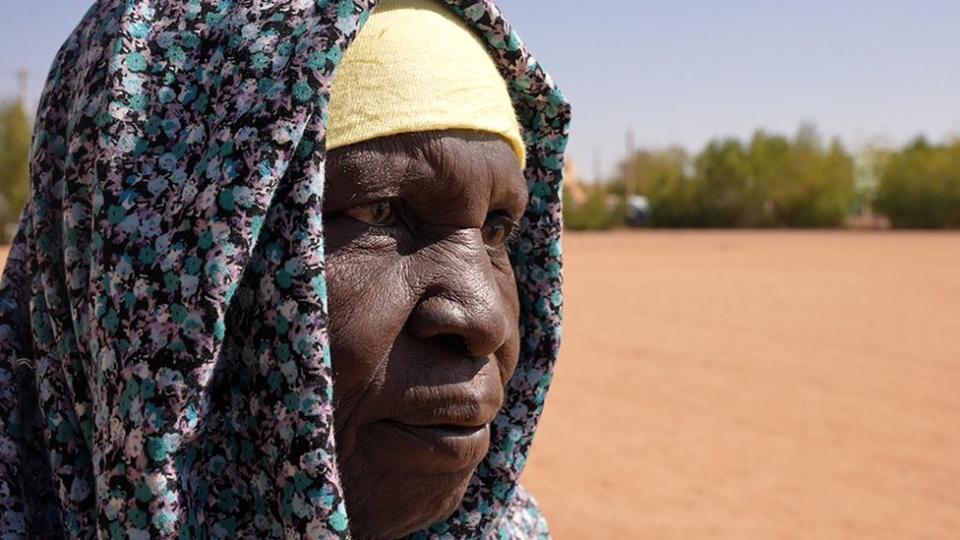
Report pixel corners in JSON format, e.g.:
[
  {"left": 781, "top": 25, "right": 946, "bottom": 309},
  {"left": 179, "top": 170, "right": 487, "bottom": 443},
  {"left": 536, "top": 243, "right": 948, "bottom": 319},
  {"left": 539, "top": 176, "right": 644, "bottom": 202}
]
[
  {"left": 692, "top": 138, "right": 754, "bottom": 226},
  {"left": 688, "top": 125, "right": 855, "bottom": 227},
  {"left": 0, "top": 100, "right": 31, "bottom": 242},
  {"left": 745, "top": 130, "right": 792, "bottom": 226},
  {"left": 766, "top": 126, "right": 855, "bottom": 227},
  {"left": 874, "top": 138, "right": 960, "bottom": 228}
]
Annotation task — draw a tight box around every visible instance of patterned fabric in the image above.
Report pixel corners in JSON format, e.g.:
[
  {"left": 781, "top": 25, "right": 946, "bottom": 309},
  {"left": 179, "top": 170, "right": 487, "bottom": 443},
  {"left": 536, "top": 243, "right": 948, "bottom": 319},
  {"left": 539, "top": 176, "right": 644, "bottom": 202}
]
[{"left": 0, "top": 0, "right": 569, "bottom": 538}]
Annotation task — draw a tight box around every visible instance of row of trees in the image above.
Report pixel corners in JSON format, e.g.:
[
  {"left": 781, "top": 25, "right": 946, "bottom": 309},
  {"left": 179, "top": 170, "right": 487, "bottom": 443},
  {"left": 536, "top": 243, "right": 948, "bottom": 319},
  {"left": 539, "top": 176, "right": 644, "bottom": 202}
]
[
  {"left": 567, "top": 125, "right": 960, "bottom": 230},
  {"left": 0, "top": 110, "right": 956, "bottom": 237}
]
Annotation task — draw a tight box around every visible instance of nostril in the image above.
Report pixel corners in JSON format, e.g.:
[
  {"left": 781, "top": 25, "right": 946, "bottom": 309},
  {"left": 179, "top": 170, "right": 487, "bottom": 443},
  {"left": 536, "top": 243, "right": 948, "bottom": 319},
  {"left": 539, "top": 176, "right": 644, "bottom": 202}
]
[
  {"left": 434, "top": 333, "right": 472, "bottom": 356},
  {"left": 408, "top": 294, "right": 508, "bottom": 358}
]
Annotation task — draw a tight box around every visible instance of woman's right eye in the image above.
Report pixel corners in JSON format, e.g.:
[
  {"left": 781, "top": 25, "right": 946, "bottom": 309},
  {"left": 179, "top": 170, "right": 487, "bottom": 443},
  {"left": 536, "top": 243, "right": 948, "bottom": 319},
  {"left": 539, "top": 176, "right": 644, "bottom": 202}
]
[{"left": 343, "top": 199, "right": 400, "bottom": 227}]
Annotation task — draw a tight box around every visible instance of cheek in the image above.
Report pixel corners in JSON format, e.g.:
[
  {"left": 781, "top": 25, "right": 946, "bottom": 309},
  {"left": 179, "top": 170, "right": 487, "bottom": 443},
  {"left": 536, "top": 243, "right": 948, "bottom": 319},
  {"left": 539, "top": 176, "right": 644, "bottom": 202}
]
[
  {"left": 495, "top": 265, "right": 523, "bottom": 384},
  {"left": 324, "top": 235, "right": 412, "bottom": 430}
]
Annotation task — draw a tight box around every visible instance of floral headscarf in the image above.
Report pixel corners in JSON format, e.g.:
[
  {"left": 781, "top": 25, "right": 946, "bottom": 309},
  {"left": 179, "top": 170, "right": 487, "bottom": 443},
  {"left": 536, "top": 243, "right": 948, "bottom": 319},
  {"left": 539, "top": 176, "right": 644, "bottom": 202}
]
[{"left": 0, "top": 0, "right": 570, "bottom": 537}]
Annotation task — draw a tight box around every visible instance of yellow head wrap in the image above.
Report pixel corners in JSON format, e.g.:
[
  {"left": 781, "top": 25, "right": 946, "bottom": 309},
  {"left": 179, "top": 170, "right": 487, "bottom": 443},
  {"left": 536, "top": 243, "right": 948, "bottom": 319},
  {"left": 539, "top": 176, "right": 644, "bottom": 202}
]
[{"left": 327, "top": 0, "right": 526, "bottom": 166}]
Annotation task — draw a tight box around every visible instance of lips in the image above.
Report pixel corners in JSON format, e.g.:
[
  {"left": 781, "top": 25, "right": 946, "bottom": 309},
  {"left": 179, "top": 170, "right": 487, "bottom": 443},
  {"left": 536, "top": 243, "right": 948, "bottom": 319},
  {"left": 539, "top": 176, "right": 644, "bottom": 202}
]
[
  {"left": 371, "top": 394, "right": 499, "bottom": 473},
  {"left": 378, "top": 419, "right": 491, "bottom": 469},
  {"left": 390, "top": 400, "right": 494, "bottom": 429}
]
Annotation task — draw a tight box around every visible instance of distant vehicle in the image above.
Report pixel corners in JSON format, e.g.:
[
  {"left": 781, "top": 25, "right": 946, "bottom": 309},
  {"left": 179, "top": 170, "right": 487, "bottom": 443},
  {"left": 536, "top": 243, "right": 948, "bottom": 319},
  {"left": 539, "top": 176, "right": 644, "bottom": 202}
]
[{"left": 625, "top": 195, "right": 651, "bottom": 227}]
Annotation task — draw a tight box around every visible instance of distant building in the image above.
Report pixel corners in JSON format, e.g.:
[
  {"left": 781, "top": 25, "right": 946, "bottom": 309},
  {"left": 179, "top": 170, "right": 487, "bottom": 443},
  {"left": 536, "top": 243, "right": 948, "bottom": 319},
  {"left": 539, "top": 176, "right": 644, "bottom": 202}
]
[
  {"left": 564, "top": 157, "right": 587, "bottom": 205},
  {"left": 853, "top": 152, "right": 880, "bottom": 203},
  {"left": 848, "top": 149, "right": 889, "bottom": 229}
]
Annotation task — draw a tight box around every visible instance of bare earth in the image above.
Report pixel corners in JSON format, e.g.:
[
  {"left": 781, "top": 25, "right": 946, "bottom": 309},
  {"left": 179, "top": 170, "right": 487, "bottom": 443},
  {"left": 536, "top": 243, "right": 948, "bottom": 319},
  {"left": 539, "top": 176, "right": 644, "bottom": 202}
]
[
  {"left": 2, "top": 233, "right": 958, "bottom": 538},
  {"left": 522, "top": 231, "right": 960, "bottom": 539}
]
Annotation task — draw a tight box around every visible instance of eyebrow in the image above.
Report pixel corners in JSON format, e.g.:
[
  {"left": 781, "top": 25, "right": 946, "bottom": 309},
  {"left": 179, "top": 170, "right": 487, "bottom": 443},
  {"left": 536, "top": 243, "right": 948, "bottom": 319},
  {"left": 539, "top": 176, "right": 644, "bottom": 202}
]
[
  {"left": 323, "top": 147, "right": 414, "bottom": 209},
  {"left": 419, "top": 135, "right": 527, "bottom": 204},
  {"left": 324, "top": 134, "right": 527, "bottom": 215}
]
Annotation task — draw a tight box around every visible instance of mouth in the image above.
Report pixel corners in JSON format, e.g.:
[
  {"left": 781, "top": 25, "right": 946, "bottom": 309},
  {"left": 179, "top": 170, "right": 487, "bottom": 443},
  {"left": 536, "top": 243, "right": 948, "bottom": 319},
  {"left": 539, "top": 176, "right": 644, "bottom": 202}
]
[
  {"left": 364, "top": 377, "right": 503, "bottom": 472},
  {"left": 384, "top": 419, "right": 487, "bottom": 439},
  {"left": 373, "top": 419, "right": 492, "bottom": 473}
]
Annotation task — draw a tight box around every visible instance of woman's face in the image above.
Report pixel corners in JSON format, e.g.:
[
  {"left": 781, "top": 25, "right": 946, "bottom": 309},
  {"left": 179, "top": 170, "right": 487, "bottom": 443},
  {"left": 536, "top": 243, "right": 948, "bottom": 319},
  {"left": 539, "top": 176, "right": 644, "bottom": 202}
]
[{"left": 323, "top": 131, "right": 527, "bottom": 539}]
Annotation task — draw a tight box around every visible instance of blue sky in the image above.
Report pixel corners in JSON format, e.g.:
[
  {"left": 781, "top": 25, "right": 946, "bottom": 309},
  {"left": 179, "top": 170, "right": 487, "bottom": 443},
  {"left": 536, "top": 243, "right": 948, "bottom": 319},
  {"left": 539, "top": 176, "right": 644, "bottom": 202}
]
[{"left": 2, "top": 1, "right": 957, "bottom": 179}]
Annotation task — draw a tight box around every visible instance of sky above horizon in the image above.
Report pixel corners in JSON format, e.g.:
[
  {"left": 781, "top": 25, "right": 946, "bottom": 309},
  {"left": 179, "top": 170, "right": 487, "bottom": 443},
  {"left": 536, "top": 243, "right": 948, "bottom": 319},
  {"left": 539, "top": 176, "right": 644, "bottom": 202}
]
[{"left": 1, "top": 1, "right": 957, "bottom": 180}]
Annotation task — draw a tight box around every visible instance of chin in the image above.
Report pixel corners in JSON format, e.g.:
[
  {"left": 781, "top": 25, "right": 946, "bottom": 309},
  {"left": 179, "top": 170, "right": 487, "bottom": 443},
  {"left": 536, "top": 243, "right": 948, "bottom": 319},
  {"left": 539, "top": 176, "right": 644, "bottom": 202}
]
[
  {"left": 341, "top": 417, "right": 492, "bottom": 538},
  {"left": 348, "top": 468, "right": 475, "bottom": 540}
]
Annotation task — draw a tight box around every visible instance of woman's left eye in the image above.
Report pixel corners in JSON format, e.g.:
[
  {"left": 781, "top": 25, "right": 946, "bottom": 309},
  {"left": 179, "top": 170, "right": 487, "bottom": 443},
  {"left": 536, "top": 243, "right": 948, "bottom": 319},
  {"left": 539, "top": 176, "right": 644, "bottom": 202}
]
[
  {"left": 343, "top": 200, "right": 400, "bottom": 227},
  {"left": 482, "top": 214, "right": 517, "bottom": 247}
]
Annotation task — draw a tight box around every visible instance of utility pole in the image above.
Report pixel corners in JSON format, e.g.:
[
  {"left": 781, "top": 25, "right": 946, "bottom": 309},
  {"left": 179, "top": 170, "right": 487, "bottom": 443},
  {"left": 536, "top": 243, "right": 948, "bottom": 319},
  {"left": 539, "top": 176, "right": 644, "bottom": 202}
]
[
  {"left": 625, "top": 128, "right": 635, "bottom": 199},
  {"left": 15, "top": 69, "right": 29, "bottom": 112},
  {"left": 592, "top": 147, "right": 602, "bottom": 185}
]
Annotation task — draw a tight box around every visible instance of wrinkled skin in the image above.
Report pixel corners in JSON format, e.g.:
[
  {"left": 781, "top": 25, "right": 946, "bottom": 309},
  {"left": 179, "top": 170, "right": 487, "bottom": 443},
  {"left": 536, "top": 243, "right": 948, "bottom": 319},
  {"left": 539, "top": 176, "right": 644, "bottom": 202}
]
[{"left": 323, "top": 131, "right": 528, "bottom": 539}]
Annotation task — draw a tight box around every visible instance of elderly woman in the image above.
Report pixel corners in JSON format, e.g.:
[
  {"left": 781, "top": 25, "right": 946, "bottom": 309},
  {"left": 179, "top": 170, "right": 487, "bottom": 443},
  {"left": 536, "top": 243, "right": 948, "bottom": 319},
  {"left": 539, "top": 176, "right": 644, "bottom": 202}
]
[{"left": 0, "top": 0, "right": 569, "bottom": 538}]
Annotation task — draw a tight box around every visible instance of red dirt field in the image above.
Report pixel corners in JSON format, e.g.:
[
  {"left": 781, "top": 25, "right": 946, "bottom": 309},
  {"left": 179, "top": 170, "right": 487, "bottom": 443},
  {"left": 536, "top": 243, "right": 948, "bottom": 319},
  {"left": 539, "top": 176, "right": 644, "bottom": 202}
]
[
  {"left": 522, "top": 231, "right": 960, "bottom": 539},
  {"left": 1, "top": 232, "right": 958, "bottom": 539}
]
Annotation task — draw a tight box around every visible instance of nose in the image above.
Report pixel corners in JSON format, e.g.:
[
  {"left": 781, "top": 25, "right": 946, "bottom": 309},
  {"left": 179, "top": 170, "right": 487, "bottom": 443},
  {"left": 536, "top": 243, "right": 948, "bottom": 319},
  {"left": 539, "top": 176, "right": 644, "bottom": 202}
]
[{"left": 405, "top": 232, "right": 513, "bottom": 358}]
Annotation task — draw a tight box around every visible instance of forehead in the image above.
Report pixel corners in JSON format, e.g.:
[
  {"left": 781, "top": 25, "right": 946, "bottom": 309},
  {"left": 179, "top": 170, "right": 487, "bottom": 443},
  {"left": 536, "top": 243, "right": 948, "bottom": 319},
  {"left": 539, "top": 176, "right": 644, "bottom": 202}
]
[{"left": 324, "top": 131, "right": 527, "bottom": 215}]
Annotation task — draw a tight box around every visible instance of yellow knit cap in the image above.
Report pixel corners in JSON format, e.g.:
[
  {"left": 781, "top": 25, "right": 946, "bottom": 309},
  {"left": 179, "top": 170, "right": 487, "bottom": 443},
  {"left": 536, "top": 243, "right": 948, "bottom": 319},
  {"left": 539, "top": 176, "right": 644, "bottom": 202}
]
[{"left": 327, "top": 0, "right": 526, "bottom": 166}]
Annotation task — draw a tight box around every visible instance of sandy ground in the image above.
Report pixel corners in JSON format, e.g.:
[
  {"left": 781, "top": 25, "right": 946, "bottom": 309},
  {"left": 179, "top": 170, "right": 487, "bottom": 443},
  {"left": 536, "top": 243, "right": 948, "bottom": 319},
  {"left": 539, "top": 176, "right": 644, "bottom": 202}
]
[
  {"left": 522, "top": 231, "right": 960, "bottom": 539},
  {"left": 2, "top": 232, "right": 958, "bottom": 538}
]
